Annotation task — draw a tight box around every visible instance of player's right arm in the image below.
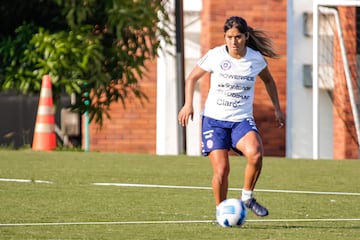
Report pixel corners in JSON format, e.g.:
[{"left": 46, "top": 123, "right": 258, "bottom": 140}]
[{"left": 178, "top": 65, "right": 207, "bottom": 126}]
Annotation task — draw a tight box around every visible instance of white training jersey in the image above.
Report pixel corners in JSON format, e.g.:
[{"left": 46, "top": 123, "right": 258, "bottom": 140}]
[{"left": 198, "top": 45, "right": 267, "bottom": 122}]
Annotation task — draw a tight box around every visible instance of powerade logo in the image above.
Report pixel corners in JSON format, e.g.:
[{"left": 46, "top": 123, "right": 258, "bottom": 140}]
[{"left": 220, "top": 60, "right": 231, "bottom": 70}]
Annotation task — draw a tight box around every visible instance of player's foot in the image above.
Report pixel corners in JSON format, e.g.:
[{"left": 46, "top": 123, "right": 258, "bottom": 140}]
[{"left": 243, "top": 198, "right": 269, "bottom": 217}]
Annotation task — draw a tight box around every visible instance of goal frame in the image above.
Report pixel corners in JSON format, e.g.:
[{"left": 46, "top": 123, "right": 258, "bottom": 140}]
[{"left": 312, "top": 0, "right": 360, "bottom": 159}]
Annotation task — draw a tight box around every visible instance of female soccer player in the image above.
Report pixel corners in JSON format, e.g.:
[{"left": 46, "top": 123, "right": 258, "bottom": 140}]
[{"left": 178, "top": 16, "right": 285, "bottom": 217}]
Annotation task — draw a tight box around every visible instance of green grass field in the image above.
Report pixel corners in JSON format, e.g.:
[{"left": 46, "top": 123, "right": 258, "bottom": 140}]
[{"left": 0, "top": 150, "right": 359, "bottom": 240}]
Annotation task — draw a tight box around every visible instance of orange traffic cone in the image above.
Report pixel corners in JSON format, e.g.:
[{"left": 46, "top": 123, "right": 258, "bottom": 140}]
[{"left": 32, "top": 75, "right": 56, "bottom": 151}]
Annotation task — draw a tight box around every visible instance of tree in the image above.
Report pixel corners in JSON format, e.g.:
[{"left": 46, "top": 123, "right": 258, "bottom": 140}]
[{"left": 0, "top": 0, "right": 172, "bottom": 125}]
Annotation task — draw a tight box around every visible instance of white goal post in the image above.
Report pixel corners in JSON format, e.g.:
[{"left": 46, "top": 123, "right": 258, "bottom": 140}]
[{"left": 312, "top": 0, "right": 360, "bottom": 159}]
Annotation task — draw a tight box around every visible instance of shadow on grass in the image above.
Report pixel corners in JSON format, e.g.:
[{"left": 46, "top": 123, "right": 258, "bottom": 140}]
[{"left": 243, "top": 223, "right": 360, "bottom": 230}]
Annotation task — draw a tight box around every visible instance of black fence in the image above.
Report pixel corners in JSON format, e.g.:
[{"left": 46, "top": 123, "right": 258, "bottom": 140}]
[{"left": 0, "top": 92, "right": 80, "bottom": 148}]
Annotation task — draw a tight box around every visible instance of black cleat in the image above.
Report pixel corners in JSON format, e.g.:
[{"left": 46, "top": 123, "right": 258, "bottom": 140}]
[{"left": 244, "top": 198, "right": 269, "bottom": 217}]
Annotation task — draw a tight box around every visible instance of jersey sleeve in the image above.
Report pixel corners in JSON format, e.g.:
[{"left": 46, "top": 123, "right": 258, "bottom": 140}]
[
  {"left": 197, "top": 49, "right": 214, "bottom": 72},
  {"left": 257, "top": 52, "right": 267, "bottom": 72},
  {"left": 260, "top": 57, "right": 267, "bottom": 71}
]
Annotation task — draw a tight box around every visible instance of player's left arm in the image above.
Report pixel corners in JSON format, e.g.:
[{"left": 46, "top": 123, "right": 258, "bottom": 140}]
[{"left": 259, "top": 66, "right": 285, "bottom": 128}]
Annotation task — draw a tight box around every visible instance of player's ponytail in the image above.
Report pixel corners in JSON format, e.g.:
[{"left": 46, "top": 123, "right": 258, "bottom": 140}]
[
  {"left": 224, "top": 16, "right": 279, "bottom": 59},
  {"left": 247, "top": 27, "right": 279, "bottom": 58}
]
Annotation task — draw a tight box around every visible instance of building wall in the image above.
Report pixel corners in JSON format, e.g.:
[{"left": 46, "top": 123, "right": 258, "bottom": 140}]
[
  {"left": 156, "top": 2, "right": 202, "bottom": 156},
  {"left": 87, "top": 60, "right": 157, "bottom": 153},
  {"left": 333, "top": 7, "right": 359, "bottom": 159},
  {"left": 87, "top": 1, "right": 202, "bottom": 155},
  {"left": 287, "top": 0, "right": 334, "bottom": 159},
  {"left": 287, "top": 0, "right": 359, "bottom": 160}
]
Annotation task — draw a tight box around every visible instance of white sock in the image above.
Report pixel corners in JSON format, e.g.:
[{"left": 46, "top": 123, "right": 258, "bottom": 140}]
[{"left": 241, "top": 189, "right": 253, "bottom": 202}]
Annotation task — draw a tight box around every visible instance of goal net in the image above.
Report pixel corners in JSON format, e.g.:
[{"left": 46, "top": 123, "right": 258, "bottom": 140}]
[{"left": 313, "top": 0, "right": 360, "bottom": 159}]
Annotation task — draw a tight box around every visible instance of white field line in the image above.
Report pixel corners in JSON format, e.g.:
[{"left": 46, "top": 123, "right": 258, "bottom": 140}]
[
  {"left": 1, "top": 218, "right": 360, "bottom": 227},
  {"left": 93, "top": 183, "right": 360, "bottom": 196},
  {"left": 0, "top": 178, "right": 52, "bottom": 184}
]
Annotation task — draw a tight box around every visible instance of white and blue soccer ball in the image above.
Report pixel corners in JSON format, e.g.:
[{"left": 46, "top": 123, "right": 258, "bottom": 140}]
[{"left": 216, "top": 198, "right": 247, "bottom": 227}]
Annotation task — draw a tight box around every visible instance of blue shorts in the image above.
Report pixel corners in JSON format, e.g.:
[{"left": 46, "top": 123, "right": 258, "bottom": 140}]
[{"left": 201, "top": 116, "right": 259, "bottom": 156}]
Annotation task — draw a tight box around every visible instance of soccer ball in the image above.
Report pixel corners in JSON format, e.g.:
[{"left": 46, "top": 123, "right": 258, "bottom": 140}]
[{"left": 216, "top": 198, "right": 247, "bottom": 227}]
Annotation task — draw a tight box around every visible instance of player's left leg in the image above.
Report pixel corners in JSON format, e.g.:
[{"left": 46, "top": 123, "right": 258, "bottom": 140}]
[
  {"left": 236, "top": 131, "right": 263, "bottom": 191},
  {"left": 235, "top": 131, "right": 268, "bottom": 217},
  {"left": 232, "top": 119, "right": 268, "bottom": 217}
]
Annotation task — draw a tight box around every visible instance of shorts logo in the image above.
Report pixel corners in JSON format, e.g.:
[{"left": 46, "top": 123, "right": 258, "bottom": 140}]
[
  {"left": 220, "top": 60, "right": 231, "bottom": 70},
  {"left": 203, "top": 130, "right": 213, "bottom": 139},
  {"left": 206, "top": 140, "right": 214, "bottom": 149}
]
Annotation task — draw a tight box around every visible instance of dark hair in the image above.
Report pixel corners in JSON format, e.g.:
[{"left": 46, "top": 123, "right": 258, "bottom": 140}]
[{"left": 224, "top": 16, "right": 279, "bottom": 58}]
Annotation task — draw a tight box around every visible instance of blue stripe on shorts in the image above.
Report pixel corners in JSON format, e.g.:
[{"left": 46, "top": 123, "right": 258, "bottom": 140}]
[{"left": 201, "top": 116, "right": 259, "bottom": 156}]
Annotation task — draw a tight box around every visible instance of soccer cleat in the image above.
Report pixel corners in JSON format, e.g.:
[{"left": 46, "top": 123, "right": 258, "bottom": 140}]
[{"left": 243, "top": 198, "right": 269, "bottom": 217}]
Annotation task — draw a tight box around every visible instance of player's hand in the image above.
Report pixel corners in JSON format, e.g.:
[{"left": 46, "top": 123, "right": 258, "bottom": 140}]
[
  {"left": 178, "top": 105, "right": 193, "bottom": 127},
  {"left": 275, "top": 109, "right": 285, "bottom": 128}
]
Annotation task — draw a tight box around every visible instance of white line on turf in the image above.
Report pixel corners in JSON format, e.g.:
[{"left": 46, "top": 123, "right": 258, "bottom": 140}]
[
  {"left": 0, "top": 178, "right": 52, "bottom": 184},
  {"left": 1, "top": 218, "right": 360, "bottom": 227},
  {"left": 92, "top": 183, "right": 360, "bottom": 196}
]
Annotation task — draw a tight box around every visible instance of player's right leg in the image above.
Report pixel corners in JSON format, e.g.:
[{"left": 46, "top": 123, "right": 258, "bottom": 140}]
[
  {"left": 209, "top": 149, "right": 230, "bottom": 206},
  {"left": 236, "top": 131, "right": 268, "bottom": 217},
  {"left": 201, "top": 116, "right": 232, "bottom": 207}
]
